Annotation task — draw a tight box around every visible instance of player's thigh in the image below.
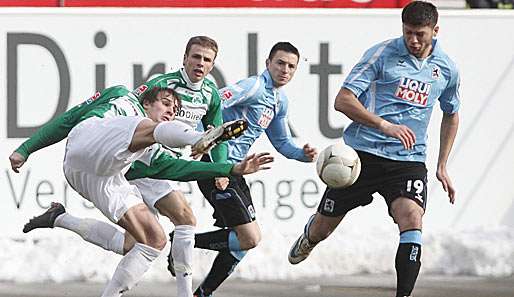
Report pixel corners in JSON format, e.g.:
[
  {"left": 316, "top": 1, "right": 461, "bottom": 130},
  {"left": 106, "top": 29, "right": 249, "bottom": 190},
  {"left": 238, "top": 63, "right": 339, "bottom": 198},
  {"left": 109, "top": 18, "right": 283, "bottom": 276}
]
[
  {"left": 65, "top": 116, "right": 147, "bottom": 176},
  {"left": 155, "top": 191, "right": 196, "bottom": 226},
  {"left": 316, "top": 151, "right": 384, "bottom": 217},
  {"left": 130, "top": 177, "right": 196, "bottom": 225},
  {"left": 390, "top": 198, "right": 424, "bottom": 231},
  {"left": 64, "top": 169, "right": 143, "bottom": 223},
  {"left": 210, "top": 176, "right": 256, "bottom": 228},
  {"left": 233, "top": 221, "right": 261, "bottom": 247},
  {"left": 379, "top": 160, "right": 428, "bottom": 224},
  {"left": 130, "top": 178, "right": 177, "bottom": 213},
  {"left": 128, "top": 118, "right": 159, "bottom": 152}
]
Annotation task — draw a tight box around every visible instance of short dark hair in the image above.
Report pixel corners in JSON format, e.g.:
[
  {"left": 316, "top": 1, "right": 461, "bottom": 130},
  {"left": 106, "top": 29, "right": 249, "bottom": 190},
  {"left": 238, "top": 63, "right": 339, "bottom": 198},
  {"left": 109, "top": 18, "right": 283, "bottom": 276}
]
[
  {"left": 185, "top": 36, "right": 219, "bottom": 59},
  {"left": 140, "top": 86, "right": 181, "bottom": 110},
  {"left": 268, "top": 42, "right": 300, "bottom": 61},
  {"left": 402, "top": 1, "right": 438, "bottom": 28}
]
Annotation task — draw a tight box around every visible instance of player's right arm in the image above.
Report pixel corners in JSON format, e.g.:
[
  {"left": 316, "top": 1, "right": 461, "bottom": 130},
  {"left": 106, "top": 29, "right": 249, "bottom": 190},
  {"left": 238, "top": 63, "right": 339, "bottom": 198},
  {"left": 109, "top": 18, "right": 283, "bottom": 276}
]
[
  {"left": 11, "top": 86, "right": 129, "bottom": 171},
  {"left": 336, "top": 43, "right": 415, "bottom": 149}
]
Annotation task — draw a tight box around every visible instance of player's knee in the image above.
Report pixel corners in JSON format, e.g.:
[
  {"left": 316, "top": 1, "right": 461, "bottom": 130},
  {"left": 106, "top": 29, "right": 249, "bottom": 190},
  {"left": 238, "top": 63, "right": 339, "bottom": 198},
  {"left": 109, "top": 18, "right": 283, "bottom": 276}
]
[
  {"left": 395, "top": 208, "right": 423, "bottom": 230},
  {"left": 240, "top": 237, "right": 260, "bottom": 250},
  {"left": 146, "top": 229, "right": 167, "bottom": 250},
  {"left": 239, "top": 232, "right": 261, "bottom": 250},
  {"left": 166, "top": 206, "right": 197, "bottom": 226}
]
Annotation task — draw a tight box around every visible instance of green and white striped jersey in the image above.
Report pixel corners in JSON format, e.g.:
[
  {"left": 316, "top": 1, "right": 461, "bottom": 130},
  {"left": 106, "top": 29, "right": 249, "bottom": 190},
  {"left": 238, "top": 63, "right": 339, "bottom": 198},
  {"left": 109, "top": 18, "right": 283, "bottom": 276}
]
[
  {"left": 15, "top": 85, "right": 234, "bottom": 180},
  {"left": 133, "top": 69, "right": 228, "bottom": 163}
]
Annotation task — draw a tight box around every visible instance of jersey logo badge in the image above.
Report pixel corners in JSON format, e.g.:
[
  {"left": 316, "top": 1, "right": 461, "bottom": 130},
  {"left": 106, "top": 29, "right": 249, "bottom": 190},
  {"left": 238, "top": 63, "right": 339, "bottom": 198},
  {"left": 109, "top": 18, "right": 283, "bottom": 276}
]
[
  {"left": 133, "top": 85, "right": 148, "bottom": 97},
  {"left": 397, "top": 59, "right": 406, "bottom": 67},
  {"left": 192, "top": 94, "right": 203, "bottom": 104},
  {"left": 323, "top": 198, "right": 335, "bottom": 213},
  {"left": 395, "top": 77, "right": 431, "bottom": 106},
  {"left": 84, "top": 91, "right": 101, "bottom": 104},
  {"left": 432, "top": 66, "right": 440, "bottom": 79},
  {"left": 222, "top": 89, "right": 233, "bottom": 100},
  {"left": 257, "top": 107, "right": 274, "bottom": 128}
]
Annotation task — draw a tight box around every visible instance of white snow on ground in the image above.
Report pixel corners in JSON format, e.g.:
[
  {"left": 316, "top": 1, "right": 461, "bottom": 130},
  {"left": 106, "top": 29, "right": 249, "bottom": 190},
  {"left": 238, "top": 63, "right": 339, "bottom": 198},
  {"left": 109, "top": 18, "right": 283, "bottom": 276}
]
[{"left": 3, "top": 224, "right": 514, "bottom": 283}]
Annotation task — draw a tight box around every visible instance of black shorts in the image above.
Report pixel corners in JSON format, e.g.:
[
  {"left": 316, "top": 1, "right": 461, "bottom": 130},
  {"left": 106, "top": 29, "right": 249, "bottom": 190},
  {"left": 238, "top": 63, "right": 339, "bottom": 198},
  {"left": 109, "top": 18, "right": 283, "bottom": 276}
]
[
  {"left": 197, "top": 156, "right": 256, "bottom": 228},
  {"left": 317, "top": 151, "right": 428, "bottom": 218}
]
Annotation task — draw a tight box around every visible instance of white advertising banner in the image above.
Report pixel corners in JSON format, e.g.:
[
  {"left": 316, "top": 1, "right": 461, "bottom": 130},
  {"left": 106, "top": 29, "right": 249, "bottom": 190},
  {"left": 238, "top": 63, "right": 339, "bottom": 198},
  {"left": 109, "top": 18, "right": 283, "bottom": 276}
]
[{"left": 0, "top": 9, "right": 513, "bottom": 281}]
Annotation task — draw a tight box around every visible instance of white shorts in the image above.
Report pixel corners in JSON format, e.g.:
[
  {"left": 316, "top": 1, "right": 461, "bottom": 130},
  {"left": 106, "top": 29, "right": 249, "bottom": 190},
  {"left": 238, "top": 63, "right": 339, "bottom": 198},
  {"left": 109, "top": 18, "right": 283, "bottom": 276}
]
[
  {"left": 64, "top": 116, "right": 148, "bottom": 222},
  {"left": 129, "top": 178, "right": 181, "bottom": 213}
]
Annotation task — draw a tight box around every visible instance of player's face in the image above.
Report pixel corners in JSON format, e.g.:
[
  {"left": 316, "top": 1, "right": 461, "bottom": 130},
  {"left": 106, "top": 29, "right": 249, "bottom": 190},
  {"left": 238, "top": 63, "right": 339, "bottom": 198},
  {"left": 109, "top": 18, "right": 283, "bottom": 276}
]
[
  {"left": 403, "top": 23, "right": 439, "bottom": 59},
  {"left": 183, "top": 44, "right": 216, "bottom": 83},
  {"left": 266, "top": 50, "right": 299, "bottom": 88},
  {"left": 144, "top": 90, "right": 178, "bottom": 122}
]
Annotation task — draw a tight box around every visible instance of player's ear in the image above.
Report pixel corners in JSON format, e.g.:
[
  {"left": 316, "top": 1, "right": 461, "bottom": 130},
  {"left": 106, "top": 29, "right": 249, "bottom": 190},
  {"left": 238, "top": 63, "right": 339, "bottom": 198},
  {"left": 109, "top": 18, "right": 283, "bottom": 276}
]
[
  {"left": 265, "top": 58, "right": 270, "bottom": 68},
  {"left": 433, "top": 25, "right": 439, "bottom": 37},
  {"left": 183, "top": 53, "right": 187, "bottom": 66}
]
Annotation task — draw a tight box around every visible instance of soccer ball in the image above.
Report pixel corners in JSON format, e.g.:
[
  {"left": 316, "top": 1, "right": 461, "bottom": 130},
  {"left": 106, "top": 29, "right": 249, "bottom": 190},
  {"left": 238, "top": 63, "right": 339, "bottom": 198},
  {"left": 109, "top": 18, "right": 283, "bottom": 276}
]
[{"left": 316, "top": 143, "right": 361, "bottom": 189}]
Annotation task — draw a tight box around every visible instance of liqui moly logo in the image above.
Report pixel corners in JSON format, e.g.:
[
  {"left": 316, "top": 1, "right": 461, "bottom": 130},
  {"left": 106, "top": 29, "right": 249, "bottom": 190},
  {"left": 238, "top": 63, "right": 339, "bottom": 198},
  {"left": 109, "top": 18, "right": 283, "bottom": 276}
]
[{"left": 395, "top": 77, "right": 431, "bottom": 106}]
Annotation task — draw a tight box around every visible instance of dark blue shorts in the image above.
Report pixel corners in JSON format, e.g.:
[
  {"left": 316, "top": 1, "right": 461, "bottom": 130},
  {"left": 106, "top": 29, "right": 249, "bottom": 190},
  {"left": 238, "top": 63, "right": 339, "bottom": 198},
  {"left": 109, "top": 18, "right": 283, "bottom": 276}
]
[
  {"left": 197, "top": 155, "right": 256, "bottom": 228},
  {"left": 317, "top": 150, "right": 428, "bottom": 218}
]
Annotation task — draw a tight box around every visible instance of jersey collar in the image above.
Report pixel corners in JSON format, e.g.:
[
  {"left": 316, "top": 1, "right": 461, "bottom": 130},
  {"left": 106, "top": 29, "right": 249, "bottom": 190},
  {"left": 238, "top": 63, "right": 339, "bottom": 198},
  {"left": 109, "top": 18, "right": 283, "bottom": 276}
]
[
  {"left": 180, "top": 68, "right": 203, "bottom": 91},
  {"left": 262, "top": 69, "right": 277, "bottom": 90}
]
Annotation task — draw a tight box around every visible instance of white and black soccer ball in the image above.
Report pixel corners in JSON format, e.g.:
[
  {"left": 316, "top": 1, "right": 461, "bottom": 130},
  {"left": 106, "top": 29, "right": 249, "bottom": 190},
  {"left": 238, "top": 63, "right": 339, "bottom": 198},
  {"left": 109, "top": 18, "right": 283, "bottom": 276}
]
[{"left": 316, "top": 143, "right": 361, "bottom": 189}]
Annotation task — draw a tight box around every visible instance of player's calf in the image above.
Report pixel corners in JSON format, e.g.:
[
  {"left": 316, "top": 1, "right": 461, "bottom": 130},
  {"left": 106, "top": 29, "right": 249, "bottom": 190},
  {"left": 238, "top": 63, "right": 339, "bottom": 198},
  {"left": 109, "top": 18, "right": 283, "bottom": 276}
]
[{"left": 288, "top": 214, "right": 318, "bottom": 264}]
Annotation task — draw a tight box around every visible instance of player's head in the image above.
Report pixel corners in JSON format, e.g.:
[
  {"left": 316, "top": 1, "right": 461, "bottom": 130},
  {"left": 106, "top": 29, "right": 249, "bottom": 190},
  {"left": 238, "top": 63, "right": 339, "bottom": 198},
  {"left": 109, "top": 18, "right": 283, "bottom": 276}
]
[
  {"left": 141, "top": 87, "right": 181, "bottom": 122},
  {"left": 401, "top": 1, "right": 439, "bottom": 59},
  {"left": 266, "top": 42, "right": 300, "bottom": 88},
  {"left": 183, "top": 36, "right": 218, "bottom": 83}
]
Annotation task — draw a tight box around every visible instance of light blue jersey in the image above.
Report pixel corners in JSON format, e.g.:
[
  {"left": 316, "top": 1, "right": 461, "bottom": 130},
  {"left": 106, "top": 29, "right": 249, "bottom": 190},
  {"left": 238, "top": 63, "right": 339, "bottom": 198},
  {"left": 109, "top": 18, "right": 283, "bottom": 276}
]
[
  {"left": 343, "top": 37, "right": 460, "bottom": 162},
  {"left": 220, "top": 70, "right": 309, "bottom": 163}
]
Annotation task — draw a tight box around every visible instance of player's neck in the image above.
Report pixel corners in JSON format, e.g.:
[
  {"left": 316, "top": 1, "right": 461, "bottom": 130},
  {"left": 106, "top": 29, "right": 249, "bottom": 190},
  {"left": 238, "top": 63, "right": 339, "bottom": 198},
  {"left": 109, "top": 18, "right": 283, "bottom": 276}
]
[{"left": 180, "top": 68, "right": 204, "bottom": 90}]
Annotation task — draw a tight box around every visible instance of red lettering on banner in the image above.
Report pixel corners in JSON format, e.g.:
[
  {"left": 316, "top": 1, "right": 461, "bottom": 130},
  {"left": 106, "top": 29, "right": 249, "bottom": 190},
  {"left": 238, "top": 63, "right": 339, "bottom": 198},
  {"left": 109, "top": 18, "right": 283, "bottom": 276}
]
[{"left": 61, "top": 0, "right": 408, "bottom": 8}]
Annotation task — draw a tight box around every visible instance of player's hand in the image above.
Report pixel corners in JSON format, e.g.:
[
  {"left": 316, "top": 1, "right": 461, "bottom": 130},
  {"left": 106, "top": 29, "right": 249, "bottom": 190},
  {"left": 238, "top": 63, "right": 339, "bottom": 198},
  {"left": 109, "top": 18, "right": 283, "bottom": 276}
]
[
  {"left": 303, "top": 143, "right": 318, "bottom": 162},
  {"left": 215, "top": 177, "right": 229, "bottom": 190},
  {"left": 436, "top": 166, "right": 455, "bottom": 204},
  {"left": 231, "top": 152, "right": 274, "bottom": 175},
  {"left": 9, "top": 152, "right": 26, "bottom": 173},
  {"left": 379, "top": 120, "right": 416, "bottom": 150},
  {"left": 190, "top": 149, "right": 203, "bottom": 160}
]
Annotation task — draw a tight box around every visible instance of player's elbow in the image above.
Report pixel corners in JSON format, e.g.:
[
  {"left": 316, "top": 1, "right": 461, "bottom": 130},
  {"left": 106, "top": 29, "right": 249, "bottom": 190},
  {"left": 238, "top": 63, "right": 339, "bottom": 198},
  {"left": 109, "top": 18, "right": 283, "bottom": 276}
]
[{"left": 334, "top": 88, "right": 353, "bottom": 114}]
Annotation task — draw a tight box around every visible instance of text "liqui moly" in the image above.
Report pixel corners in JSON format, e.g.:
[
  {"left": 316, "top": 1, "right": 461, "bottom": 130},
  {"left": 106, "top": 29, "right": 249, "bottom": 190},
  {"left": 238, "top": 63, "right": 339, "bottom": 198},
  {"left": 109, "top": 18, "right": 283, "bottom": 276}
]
[{"left": 395, "top": 77, "right": 431, "bottom": 106}]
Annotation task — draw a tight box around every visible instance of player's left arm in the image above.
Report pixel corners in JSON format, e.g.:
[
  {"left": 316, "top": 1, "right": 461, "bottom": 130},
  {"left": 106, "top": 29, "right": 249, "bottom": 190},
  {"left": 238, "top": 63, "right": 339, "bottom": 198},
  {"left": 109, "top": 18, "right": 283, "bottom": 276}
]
[
  {"left": 125, "top": 148, "right": 273, "bottom": 181},
  {"left": 200, "top": 86, "right": 230, "bottom": 189},
  {"left": 437, "top": 112, "right": 459, "bottom": 204},
  {"left": 202, "top": 87, "right": 228, "bottom": 164},
  {"left": 436, "top": 67, "right": 461, "bottom": 204},
  {"left": 126, "top": 149, "right": 233, "bottom": 181},
  {"left": 266, "top": 97, "right": 317, "bottom": 162}
]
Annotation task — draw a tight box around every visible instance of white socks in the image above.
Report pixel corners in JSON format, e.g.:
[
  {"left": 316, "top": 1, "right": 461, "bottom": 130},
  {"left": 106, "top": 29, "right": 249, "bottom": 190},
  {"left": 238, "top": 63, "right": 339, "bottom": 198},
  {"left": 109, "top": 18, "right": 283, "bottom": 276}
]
[
  {"left": 54, "top": 213, "right": 125, "bottom": 255},
  {"left": 172, "top": 225, "right": 195, "bottom": 297},
  {"left": 153, "top": 120, "right": 203, "bottom": 148},
  {"left": 101, "top": 242, "right": 161, "bottom": 297}
]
